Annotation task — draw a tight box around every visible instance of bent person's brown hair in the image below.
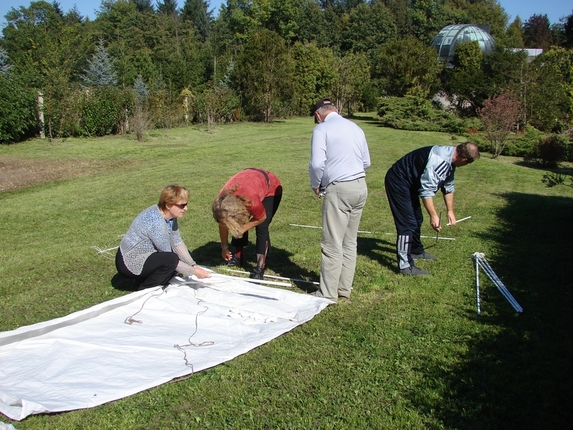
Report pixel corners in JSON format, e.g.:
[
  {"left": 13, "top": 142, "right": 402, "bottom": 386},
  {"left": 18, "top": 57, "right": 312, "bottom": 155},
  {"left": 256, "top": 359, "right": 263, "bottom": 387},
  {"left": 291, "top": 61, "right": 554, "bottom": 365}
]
[{"left": 212, "top": 184, "right": 251, "bottom": 238}]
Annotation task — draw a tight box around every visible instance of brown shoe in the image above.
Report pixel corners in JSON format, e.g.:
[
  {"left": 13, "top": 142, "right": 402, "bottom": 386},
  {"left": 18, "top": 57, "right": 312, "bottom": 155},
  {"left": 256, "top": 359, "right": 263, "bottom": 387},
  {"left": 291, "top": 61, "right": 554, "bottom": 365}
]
[{"left": 338, "top": 296, "right": 352, "bottom": 304}]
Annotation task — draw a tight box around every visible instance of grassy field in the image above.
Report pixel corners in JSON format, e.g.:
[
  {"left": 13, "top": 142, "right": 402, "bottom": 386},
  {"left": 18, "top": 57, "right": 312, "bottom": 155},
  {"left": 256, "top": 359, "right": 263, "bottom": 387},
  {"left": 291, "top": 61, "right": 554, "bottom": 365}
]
[{"left": 1, "top": 115, "right": 572, "bottom": 429}]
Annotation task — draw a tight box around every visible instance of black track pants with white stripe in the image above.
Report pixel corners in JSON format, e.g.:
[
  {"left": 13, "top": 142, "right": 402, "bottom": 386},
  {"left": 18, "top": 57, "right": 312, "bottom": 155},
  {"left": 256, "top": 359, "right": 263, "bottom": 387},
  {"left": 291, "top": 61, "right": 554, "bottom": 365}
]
[{"left": 384, "top": 171, "right": 425, "bottom": 270}]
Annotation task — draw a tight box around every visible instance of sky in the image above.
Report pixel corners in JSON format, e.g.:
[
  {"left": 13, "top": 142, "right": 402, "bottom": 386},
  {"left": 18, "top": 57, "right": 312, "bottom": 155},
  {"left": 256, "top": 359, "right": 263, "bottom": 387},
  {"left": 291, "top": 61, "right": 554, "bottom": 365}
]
[{"left": 0, "top": 0, "right": 571, "bottom": 29}]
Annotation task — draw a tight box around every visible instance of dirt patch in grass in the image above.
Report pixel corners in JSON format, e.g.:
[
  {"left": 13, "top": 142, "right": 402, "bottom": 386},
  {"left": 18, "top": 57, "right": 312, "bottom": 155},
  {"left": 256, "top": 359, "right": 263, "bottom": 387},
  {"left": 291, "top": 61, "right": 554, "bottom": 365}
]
[{"left": 0, "top": 157, "right": 134, "bottom": 192}]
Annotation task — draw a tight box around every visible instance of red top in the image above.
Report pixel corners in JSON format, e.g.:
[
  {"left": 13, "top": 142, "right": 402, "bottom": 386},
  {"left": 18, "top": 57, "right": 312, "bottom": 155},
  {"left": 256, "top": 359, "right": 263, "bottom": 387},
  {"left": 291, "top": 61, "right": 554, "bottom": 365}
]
[{"left": 221, "top": 169, "right": 281, "bottom": 220}]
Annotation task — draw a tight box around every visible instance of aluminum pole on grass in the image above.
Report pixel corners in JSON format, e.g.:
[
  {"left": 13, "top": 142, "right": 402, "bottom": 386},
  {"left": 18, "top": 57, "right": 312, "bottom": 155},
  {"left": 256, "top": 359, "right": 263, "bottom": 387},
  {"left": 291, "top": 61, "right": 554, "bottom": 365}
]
[
  {"left": 223, "top": 268, "right": 319, "bottom": 286},
  {"left": 435, "top": 211, "right": 442, "bottom": 244},
  {"left": 475, "top": 253, "right": 481, "bottom": 315},
  {"left": 205, "top": 266, "right": 314, "bottom": 287},
  {"left": 447, "top": 216, "right": 472, "bottom": 226},
  {"left": 290, "top": 224, "right": 455, "bottom": 240},
  {"left": 173, "top": 272, "right": 292, "bottom": 288},
  {"left": 472, "top": 252, "right": 523, "bottom": 313}
]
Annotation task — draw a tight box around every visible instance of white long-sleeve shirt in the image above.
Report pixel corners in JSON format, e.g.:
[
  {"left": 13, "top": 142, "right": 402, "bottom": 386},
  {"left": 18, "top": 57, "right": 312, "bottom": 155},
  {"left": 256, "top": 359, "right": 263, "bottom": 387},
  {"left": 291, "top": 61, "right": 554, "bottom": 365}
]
[{"left": 309, "top": 112, "right": 371, "bottom": 189}]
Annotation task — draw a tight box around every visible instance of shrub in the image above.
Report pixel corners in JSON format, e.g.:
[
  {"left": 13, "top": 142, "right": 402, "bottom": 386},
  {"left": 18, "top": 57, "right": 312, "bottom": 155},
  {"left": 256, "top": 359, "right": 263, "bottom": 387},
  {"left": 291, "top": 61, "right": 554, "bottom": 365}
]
[
  {"left": 542, "top": 172, "right": 567, "bottom": 187},
  {"left": 377, "top": 96, "right": 479, "bottom": 134},
  {"left": 512, "top": 125, "right": 545, "bottom": 158},
  {"left": 43, "top": 83, "right": 84, "bottom": 138},
  {"left": 129, "top": 102, "right": 152, "bottom": 142},
  {"left": 80, "top": 88, "right": 133, "bottom": 137},
  {"left": 0, "top": 74, "right": 37, "bottom": 143},
  {"left": 192, "top": 87, "right": 240, "bottom": 126},
  {"left": 534, "top": 135, "right": 569, "bottom": 167}
]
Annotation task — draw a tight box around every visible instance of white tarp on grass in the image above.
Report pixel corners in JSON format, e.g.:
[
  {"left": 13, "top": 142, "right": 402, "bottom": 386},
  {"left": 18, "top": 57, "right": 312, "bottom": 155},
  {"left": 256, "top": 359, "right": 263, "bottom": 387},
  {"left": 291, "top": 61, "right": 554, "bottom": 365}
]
[{"left": 0, "top": 274, "right": 331, "bottom": 421}]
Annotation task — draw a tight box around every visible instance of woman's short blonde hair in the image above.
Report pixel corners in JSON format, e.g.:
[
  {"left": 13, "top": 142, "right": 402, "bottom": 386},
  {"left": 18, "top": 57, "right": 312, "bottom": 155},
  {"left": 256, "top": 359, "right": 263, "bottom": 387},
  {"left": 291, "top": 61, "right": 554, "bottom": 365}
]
[
  {"left": 158, "top": 184, "right": 190, "bottom": 210},
  {"left": 212, "top": 185, "right": 251, "bottom": 238}
]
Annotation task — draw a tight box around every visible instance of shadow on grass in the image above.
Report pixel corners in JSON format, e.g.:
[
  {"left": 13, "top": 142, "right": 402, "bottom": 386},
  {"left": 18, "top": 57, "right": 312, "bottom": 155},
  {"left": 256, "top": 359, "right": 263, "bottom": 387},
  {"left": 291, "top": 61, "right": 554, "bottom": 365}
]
[
  {"left": 191, "top": 241, "right": 321, "bottom": 292},
  {"left": 412, "top": 192, "right": 573, "bottom": 429},
  {"left": 514, "top": 160, "right": 573, "bottom": 176},
  {"left": 111, "top": 273, "right": 138, "bottom": 291},
  {"left": 110, "top": 241, "right": 321, "bottom": 293},
  {"left": 357, "top": 236, "right": 396, "bottom": 272}
]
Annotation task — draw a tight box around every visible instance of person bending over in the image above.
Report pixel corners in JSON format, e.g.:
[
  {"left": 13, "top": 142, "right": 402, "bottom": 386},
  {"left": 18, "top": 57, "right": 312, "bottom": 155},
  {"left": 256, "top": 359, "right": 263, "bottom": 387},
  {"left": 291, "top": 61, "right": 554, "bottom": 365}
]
[
  {"left": 212, "top": 168, "right": 282, "bottom": 280},
  {"left": 385, "top": 142, "right": 480, "bottom": 276}
]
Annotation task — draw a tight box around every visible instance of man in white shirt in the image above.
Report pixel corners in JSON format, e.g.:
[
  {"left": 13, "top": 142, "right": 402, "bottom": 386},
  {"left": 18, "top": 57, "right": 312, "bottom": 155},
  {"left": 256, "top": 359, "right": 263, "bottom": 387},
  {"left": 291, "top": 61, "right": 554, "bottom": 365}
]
[{"left": 309, "top": 98, "right": 371, "bottom": 303}]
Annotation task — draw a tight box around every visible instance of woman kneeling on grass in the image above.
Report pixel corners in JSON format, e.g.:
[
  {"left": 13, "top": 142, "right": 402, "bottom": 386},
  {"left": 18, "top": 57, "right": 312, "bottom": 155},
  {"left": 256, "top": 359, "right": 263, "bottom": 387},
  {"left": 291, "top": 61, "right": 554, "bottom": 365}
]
[
  {"left": 115, "top": 184, "right": 211, "bottom": 290},
  {"left": 212, "top": 168, "right": 282, "bottom": 280}
]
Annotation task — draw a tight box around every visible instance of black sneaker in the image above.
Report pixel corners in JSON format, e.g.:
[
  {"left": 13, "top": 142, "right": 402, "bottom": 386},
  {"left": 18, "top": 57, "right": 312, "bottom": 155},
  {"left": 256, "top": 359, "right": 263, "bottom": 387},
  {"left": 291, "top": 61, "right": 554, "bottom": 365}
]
[
  {"left": 400, "top": 266, "right": 429, "bottom": 276},
  {"left": 227, "top": 254, "right": 242, "bottom": 267},
  {"left": 250, "top": 267, "right": 265, "bottom": 280},
  {"left": 412, "top": 252, "right": 437, "bottom": 260}
]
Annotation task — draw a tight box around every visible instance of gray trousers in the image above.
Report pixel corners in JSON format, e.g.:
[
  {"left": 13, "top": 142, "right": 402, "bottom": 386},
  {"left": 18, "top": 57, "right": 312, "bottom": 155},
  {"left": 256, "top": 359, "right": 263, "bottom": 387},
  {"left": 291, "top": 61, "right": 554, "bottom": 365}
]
[{"left": 317, "top": 178, "right": 368, "bottom": 301}]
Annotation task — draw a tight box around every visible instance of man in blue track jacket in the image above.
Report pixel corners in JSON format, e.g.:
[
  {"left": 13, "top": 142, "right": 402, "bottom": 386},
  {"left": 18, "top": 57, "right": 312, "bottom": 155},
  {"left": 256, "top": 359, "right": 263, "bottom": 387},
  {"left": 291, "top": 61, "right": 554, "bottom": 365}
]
[{"left": 385, "top": 142, "right": 479, "bottom": 276}]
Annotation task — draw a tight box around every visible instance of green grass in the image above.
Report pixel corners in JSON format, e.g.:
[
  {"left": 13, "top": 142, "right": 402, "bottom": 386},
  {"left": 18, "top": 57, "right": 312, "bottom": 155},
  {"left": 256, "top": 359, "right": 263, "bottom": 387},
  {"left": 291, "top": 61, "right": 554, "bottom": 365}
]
[{"left": 1, "top": 115, "right": 572, "bottom": 429}]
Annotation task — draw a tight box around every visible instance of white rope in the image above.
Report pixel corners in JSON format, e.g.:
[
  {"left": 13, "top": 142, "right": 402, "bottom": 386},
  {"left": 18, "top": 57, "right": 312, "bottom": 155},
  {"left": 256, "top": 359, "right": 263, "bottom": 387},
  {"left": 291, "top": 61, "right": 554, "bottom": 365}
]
[
  {"left": 122, "top": 284, "right": 216, "bottom": 371},
  {"left": 124, "top": 288, "right": 166, "bottom": 325},
  {"left": 91, "top": 235, "right": 124, "bottom": 260}
]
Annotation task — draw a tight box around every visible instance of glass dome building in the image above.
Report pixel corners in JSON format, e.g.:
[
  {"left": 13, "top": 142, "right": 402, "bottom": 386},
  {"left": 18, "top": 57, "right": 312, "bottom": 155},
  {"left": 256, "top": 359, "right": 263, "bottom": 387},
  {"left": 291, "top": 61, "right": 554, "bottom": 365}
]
[{"left": 431, "top": 24, "right": 495, "bottom": 62}]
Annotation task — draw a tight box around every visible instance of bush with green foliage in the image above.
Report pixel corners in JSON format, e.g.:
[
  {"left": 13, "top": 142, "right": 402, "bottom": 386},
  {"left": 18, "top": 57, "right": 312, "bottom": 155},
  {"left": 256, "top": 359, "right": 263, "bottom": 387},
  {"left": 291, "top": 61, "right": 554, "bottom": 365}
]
[
  {"left": 0, "top": 74, "right": 38, "bottom": 143},
  {"left": 510, "top": 125, "right": 545, "bottom": 158},
  {"left": 542, "top": 172, "right": 567, "bottom": 187},
  {"left": 42, "top": 84, "right": 84, "bottom": 138},
  {"left": 80, "top": 88, "right": 134, "bottom": 137},
  {"left": 192, "top": 87, "right": 241, "bottom": 126},
  {"left": 377, "top": 96, "right": 481, "bottom": 134},
  {"left": 533, "top": 135, "right": 570, "bottom": 167}
]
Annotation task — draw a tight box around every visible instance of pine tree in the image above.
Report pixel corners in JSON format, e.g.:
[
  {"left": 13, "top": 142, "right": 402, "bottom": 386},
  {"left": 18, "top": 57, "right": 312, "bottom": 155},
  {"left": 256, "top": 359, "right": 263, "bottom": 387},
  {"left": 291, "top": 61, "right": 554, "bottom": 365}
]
[
  {"left": 157, "top": 0, "right": 179, "bottom": 16},
  {"left": 133, "top": 0, "right": 155, "bottom": 14},
  {"left": 0, "top": 48, "right": 13, "bottom": 75},
  {"left": 82, "top": 39, "right": 118, "bottom": 87},
  {"left": 181, "top": 0, "right": 212, "bottom": 41},
  {"left": 133, "top": 74, "right": 149, "bottom": 98}
]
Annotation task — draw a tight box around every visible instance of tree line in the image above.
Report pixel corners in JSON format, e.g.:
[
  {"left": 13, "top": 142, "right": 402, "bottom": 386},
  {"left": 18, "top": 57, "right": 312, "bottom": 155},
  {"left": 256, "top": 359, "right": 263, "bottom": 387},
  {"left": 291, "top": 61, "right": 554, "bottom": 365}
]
[{"left": 1, "top": 0, "right": 572, "bottom": 144}]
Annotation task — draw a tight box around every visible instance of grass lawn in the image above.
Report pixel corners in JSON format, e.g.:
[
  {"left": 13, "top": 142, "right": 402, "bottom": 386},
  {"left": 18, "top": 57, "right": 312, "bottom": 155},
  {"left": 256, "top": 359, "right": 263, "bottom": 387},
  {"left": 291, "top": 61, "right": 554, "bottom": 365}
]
[{"left": 1, "top": 114, "right": 572, "bottom": 429}]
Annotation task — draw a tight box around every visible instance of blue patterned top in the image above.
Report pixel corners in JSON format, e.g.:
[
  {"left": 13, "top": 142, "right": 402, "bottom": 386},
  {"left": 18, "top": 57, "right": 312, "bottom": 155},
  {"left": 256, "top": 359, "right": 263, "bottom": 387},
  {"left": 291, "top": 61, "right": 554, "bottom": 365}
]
[{"left": 118, "top": 205, "right": 186, "bottom": 275}]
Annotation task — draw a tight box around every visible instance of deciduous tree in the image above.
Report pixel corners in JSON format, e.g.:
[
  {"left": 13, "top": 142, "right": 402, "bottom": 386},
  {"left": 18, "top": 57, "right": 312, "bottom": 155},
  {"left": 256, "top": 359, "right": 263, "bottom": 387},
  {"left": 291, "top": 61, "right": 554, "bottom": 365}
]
[
  {"left": 341, "top": 2, "right": 397, "bottom": 55},
  {"left": 478, "top": 90, "right": 521, "bottom": 158},
  {"left": 523, "top": 14, "right": 553, "bottom": 50},
  {"left": 372, "top": 36, "right": 441, "bottom": 98},
  {"left": 333, "top": 51, "right": 370, "bottom": 114}
]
